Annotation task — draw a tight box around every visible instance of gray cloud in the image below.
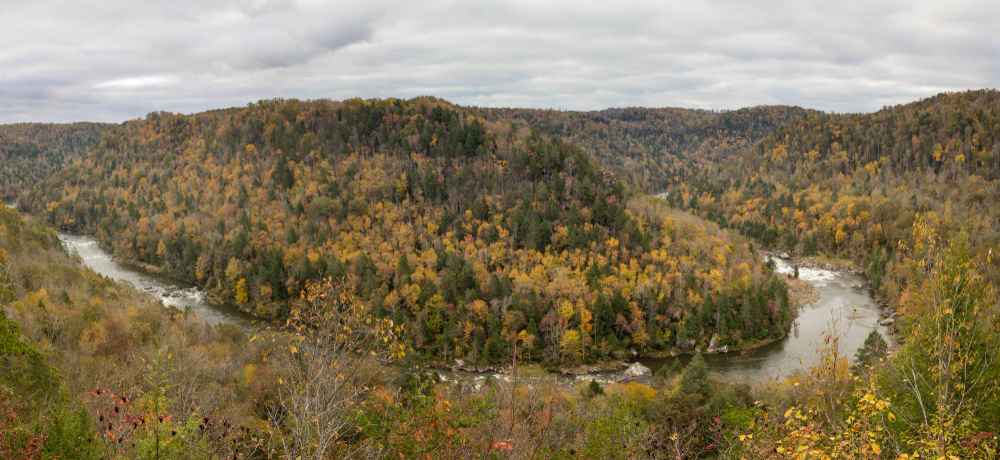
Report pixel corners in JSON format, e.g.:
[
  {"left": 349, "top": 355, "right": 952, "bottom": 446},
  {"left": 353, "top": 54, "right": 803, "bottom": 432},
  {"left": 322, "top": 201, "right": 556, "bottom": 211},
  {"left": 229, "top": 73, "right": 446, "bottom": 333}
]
[{"left": 2, "top": 0, "right": 999, "bottom": 122}]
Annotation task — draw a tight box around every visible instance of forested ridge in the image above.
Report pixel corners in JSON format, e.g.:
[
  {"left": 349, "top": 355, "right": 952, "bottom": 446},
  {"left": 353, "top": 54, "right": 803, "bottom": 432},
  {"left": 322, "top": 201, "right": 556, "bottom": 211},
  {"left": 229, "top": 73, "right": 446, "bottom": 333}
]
[
  {"left": 0, "top": 122, "right": 110, "bottom": 200},
  {"left": 483, "top": 105, "right": 813, "bottom": 192},
  {"left": 664, "top": 90, "right": 1000, "bottom": 317},
  {"left": 20, "top": 97, "right": 793, "bottom": 366},
  {"left": 506, "top": 89, "right": 1000, "bottom": 318}
]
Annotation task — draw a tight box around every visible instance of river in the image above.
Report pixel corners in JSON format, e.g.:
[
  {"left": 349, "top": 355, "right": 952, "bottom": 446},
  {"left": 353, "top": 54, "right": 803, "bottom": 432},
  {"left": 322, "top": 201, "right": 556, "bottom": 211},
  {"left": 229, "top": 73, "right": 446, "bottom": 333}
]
[
  {"left": 58, "top": 233, "right": 254, "bottom": 328},
  {"left": 633, "top": 257, "right": 889, "bottom": 381},
  {"left": 56, "top": 226, "right": 885, "bottom": 386},
  {"left": 438, "top": 257, "right": 889, "bottom": 389}
]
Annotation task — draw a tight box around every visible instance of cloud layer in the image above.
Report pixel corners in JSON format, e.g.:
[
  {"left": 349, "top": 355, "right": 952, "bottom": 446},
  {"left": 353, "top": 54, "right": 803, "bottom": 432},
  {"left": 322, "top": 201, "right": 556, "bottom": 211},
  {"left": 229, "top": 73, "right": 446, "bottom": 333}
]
[{"left": 2, "top": 0, "right": 999, "bottom": 122}]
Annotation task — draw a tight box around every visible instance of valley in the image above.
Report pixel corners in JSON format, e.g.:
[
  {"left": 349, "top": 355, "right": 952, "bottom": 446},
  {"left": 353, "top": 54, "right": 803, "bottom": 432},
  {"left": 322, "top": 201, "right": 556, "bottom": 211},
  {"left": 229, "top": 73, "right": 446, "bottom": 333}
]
[
  {"left": 1, "top": 92, "right": 997, "bottom": 458},
  {"left": 59, "top": 217, "right": 885, "bottom": 384},
  {"left": 4, "top": 2, "right": 999, "bottom": 457}
]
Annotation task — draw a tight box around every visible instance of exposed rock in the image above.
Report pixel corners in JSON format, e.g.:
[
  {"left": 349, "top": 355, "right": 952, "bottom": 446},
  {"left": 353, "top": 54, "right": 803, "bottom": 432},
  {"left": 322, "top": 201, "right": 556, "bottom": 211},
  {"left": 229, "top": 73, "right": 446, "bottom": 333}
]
[
  {"left": 453, "top": 359, "right": 465, "bottom": 371},
  {"left": 615, "top": 362, "right": 652, "bottom": 383},
  {"left": 778, "top": 252, "right": 791, "bottom": 260},
  {"left": 706, "top": 335, "right": 730, "bottom": 354},
  {"left": 562, "top": 361, "right": 629, "bottom": 375},
  {"left": 878, "top": 317, "right": 895, "bottom": 326}
]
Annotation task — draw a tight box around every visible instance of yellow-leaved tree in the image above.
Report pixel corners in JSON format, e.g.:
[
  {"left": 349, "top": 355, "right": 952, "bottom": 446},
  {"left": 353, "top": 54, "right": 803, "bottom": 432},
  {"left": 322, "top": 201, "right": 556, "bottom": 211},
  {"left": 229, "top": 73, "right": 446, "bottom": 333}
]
[
  {"left": 265, "top": 278, "right": 405, "bottom": 458},
  {"left": 889, "top": 217, "right": 1000, "bottom": 458}
]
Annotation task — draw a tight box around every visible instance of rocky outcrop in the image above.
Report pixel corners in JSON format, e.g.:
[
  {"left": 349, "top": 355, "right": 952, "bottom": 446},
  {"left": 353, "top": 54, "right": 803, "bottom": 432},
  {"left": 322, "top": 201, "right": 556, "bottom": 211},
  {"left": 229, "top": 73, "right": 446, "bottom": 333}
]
[
  {"left": 675, "top": 334, "right": 697, "bottom": 350},
  {"left": 705, "top": 335, "right": 730, "bottom": 354},
  {"left": 877, "top": 306, "right": 900, "bottom": 329},
  {"left": 615, "top": 362, "right": 652, "bottom": 383}
]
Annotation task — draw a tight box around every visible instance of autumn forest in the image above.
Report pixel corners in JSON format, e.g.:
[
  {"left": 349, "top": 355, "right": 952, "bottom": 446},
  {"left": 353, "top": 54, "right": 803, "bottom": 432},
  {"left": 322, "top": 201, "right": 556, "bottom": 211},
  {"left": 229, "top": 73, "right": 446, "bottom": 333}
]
[{"left": 2, "top": 90, "right": 999, "bottom": 458}]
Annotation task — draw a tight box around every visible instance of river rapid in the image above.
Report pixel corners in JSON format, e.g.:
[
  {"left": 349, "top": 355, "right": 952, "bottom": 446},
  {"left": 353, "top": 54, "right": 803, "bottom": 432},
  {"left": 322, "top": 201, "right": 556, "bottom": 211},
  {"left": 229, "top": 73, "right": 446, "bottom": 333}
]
[
  {"left": 633, "top": 257, "right": 889, "bottom": 381},
  {"left": 58, "top": 233, "right": 254, "bottom": 328}
]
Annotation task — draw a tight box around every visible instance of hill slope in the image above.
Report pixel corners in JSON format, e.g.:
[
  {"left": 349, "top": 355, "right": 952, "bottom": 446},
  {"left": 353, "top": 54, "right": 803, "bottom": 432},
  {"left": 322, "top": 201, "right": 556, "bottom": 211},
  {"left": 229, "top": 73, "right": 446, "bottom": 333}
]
[
  {"left": 668, "top": 90, "right": 1000, "bottom": 310},
  {"left": 483, "top": 105, "right": 813, "bottom": 192},
  {"left": 498, "top": 91, "right": 1000, "bottom": 317},
  {"left": 21, "top": 98, "right": 792, "bottom": 365},
  {"left": 0, "top": 123, "right": 110, "bottom": 201}
]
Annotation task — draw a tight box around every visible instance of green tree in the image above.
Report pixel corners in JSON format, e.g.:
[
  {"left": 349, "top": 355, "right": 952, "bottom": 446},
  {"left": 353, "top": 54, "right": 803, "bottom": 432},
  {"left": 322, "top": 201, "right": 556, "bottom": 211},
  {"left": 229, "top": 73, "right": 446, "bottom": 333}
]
[
  {"left": 680, "top": 353, "right": 709, "bottom": 398},
  {"left": 853, "top": 329, "right": 887, "bottom": 371}
]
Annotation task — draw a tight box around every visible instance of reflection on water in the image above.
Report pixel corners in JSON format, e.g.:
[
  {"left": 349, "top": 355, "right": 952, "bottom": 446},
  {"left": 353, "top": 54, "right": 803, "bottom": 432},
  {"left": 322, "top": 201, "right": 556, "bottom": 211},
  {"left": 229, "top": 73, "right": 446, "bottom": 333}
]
[{"left": 59, "top": 233, "right": 254, "bottom": 327}]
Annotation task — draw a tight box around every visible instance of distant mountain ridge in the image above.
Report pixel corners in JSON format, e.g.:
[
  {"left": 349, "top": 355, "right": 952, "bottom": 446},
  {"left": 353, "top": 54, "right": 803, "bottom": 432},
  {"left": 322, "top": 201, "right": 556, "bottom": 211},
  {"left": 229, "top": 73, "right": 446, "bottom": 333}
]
[
  {"left": 480, "top": 105, "right": 815, "bottom": 192},
  {"left": 0, "top": 122, "right": 110, "bottom": 200}
]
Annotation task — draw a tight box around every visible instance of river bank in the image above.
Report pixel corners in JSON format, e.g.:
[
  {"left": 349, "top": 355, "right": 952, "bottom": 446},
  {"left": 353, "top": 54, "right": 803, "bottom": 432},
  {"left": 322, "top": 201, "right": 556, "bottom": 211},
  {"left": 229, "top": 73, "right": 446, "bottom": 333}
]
[
  {"left": 57, "top": 221, "right": 888, "bottom": 384},
  {"left": 766, "top": 251, "right": 901, "bottom": 332},
  {"left": 58, "top": 233, "right": 255, "bottom": 328}
]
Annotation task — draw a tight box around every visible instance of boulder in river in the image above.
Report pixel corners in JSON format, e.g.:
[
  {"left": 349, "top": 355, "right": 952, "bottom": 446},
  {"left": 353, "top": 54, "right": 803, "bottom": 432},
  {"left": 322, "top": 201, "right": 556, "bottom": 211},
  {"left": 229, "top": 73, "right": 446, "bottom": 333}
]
[
  {"left": 615, "top": 362, "right": 652, "bottom": 383},
  {"left": 778, "top": 252, "right": 791, "bottom": 260}
]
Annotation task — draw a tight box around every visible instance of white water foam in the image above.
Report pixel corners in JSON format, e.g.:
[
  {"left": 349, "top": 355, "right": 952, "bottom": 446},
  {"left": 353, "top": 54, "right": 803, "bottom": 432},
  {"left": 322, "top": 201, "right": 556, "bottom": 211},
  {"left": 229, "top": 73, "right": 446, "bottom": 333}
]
[{"left": 768, "top": 256, "right": 837, "bottom": 286}]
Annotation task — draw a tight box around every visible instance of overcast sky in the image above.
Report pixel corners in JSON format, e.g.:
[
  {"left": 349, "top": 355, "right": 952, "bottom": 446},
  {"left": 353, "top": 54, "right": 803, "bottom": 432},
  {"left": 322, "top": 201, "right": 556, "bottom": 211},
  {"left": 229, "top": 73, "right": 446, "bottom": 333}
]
[{"left": 2, "top": 0, "right": 999, "bottom": 123}]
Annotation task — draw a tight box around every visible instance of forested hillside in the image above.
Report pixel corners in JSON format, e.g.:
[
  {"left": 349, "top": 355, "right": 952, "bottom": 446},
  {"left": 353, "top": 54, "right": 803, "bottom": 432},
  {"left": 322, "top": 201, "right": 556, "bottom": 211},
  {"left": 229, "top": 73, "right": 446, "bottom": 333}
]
[
  {"left": 0, "top": 123, "right": 109, "bottom": 200},
  {"left": 484, "top": 105, "right": 812, "bottom": 192},
  {"left": 666, "top": 90, "right": 1000, "bottom": 313},
  {"left": 20, "top": 98, "right": 793, "bottom": 366},
  {"left": 3, "top": 191, "right": 996, "bottom": 458},
  {"left": 2, "top": 92, "right": 999, "bottom": 457},
  {"left": 505, "top": 90, "right": 1000, "bottom": 317},
  {"left": 0, "top": 205, "right": 271, "bottom": 458}
]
